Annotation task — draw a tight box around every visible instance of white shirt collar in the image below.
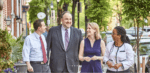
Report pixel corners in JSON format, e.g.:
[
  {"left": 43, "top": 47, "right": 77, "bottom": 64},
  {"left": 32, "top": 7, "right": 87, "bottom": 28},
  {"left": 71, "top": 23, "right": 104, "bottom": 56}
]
[
  {"left": 34, "top": 32, "right": 40, "bottom": 39},
  {"left": 61, "top": 25, "right": 70, "bottom": 31}
]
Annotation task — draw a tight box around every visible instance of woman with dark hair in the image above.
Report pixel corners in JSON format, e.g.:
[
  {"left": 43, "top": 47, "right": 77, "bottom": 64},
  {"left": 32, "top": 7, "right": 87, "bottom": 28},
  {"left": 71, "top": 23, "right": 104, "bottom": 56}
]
[{"left": 103, "top": 26, "right": 134, "bottom": 73}]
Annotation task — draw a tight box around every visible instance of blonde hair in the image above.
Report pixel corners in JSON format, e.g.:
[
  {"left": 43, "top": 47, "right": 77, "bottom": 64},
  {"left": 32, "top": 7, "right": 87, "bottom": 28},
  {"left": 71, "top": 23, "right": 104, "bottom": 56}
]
[{"left": 87, "top": 22, "right": 101, "bottom": 40}]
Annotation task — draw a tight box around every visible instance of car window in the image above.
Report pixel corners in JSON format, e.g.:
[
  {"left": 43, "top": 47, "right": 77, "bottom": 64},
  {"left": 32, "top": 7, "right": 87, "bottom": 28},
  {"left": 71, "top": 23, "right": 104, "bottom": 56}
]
[
  {"left": 147, "top": 29, "right": 150, "bottom": 32},
  {"left": 139, "top": 43, "right": 150, "bottom": 55}
]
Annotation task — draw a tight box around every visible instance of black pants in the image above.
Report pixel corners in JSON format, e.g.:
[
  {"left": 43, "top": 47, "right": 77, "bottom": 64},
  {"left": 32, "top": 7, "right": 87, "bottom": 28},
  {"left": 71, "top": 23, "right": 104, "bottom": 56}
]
[
  {"left": 106, "top": 69, "right": 130, "bottom": 73},
  {"left": 27, "top": 63, "right": 51, "bottom": 73}
]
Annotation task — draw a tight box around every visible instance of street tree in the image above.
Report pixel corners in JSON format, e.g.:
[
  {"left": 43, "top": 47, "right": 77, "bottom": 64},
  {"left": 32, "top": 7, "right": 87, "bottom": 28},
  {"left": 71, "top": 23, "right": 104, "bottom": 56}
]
[
  {"left": 28, "top": 0, "right": 56, "bottom": 25},
  {"left": 85, "top": 0, "right": 112, "bottom": 31},
  {"left": 122, "top": 0, "right": 150, "bottom": 72}
]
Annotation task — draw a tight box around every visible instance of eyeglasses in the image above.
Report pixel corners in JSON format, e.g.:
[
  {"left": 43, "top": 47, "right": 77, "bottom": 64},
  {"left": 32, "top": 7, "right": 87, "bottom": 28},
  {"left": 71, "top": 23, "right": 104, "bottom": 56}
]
[{"left": 111, "top": 33, "right": 118, "bottom": 35}]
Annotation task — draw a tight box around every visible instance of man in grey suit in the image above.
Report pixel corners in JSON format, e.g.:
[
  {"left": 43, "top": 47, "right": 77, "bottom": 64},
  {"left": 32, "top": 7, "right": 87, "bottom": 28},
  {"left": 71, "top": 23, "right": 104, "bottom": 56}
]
[{"left": 46, "top": 11, "right": 83, "bottom": 72}]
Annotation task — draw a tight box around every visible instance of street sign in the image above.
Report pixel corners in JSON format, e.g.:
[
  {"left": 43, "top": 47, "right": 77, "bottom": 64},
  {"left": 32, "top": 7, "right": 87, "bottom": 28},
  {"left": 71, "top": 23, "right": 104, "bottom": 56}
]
[{"left": 37, "top": 12, "right": 46, "bottom": 19}]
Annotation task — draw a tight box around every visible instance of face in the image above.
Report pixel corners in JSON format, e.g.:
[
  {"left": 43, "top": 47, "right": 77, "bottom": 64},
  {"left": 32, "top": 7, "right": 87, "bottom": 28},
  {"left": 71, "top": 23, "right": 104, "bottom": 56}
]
[
  {"left": 61, "top": 13, "right": 72, "bottom": 29},
  {"left": 87, "top": 24, "right": 96, "bottom": 36},
  {"left": 38, "top": 21, "right": 46, "bottom": 33},
  {"left": 112, "top": 29, "right": 121, "bottom": 42}
]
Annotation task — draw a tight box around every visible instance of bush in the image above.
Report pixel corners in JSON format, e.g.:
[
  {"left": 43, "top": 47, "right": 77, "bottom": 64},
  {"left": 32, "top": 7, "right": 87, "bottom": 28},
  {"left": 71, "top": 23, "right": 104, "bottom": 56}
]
[
  {"left": 0, "top": 29, "right": 15, "bottom": 72},
  {"left": 0, "top": 28, "right": 24, "bottom": 72}
]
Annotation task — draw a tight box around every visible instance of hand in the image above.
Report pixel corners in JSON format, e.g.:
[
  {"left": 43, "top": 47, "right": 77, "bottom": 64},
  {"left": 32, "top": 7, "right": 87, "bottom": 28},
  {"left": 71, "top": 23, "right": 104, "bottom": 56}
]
[
  {"left": 107, "top": 61, "right": 114, "bottom": 68},
  {"left": 84, "top": 57, "right": 91, "bottom": 62},
  {"left": 27, "top": 65, "right": 34, "bottom": 72},
  {"left": 113, "top": 63, "right": 122, "bottom": 69},
  {"left": 91, "top": 55, "right": 98, "bottom": 61}
]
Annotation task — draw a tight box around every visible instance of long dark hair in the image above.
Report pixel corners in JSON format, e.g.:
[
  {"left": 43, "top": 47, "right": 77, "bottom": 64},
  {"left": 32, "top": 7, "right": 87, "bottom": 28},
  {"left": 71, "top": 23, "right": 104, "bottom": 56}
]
[{"left": 114, "top": 26, "right": 130, "bottom": 43}]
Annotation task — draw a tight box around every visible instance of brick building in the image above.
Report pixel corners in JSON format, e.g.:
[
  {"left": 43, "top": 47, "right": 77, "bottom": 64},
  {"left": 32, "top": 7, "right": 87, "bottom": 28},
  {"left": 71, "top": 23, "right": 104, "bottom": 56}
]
[{"left": 0, "top": 0, "right": 27, "bottom": 38}]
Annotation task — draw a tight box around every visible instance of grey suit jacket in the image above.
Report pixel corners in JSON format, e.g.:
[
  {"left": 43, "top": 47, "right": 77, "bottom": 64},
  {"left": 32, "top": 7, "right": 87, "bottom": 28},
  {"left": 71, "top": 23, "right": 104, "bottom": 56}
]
[{"left": 46, "top": 25, "right": 83, "bottom": 72}]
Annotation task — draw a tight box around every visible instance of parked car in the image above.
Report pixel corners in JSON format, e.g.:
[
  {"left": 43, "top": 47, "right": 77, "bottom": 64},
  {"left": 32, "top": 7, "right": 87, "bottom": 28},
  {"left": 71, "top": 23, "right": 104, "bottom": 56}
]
[
  {"left": 129, "top": 27, "right": 142, "bottom": 30},
  {"left": 141, "top": 32, "right": 150, "bottom": 37},
  {"left": 134, "top": 39, "right": 150, "bottom": 73},
  {"left": 143, "top": 26, "right": 150, "bottom": 32},
  {"left": 103, "top": 34, "right": 135, "bottom": 45},
  {"left": 126, "top": 29, "right": 143, "bottom": 37}
]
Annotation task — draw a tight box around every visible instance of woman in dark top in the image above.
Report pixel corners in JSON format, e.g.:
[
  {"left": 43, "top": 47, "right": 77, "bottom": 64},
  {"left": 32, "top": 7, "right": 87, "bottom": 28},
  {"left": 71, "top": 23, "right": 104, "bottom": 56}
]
[{"left": 79, "top": 22, "right": 106, "bottom": 73}]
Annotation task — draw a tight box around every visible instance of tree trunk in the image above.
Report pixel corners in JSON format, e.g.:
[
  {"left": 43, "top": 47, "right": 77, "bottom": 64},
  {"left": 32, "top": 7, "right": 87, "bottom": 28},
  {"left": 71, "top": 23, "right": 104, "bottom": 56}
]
[
  {"left": 58, "top": 8, "right": 62, "bottom": 25},
  {"left": 137, "top": 18, "right": 140, "bottom": 73},
  {"left": 72, "top": 0, "right": 77, "bottom": 27},
  {"left": 44, "top": 0, "right": 48, "bottom": 26},
  {"left": 63, "top": 3, "right": 69, "bottom": 11},
  {"left": 77, "top": 0, "right": 80, "bottom": 29},
  {"left": 118, "top": 13, "right": 122, "bottom": 26},
  {"left": 85, "top": 0, "right": 88, "bottom": 37}
]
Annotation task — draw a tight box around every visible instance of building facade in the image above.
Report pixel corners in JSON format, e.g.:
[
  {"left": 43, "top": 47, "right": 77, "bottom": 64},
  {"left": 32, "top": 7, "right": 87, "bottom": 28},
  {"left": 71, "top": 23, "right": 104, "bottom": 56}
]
[{"left": 0, "top": 0, "right": 27, "bottom": 38}]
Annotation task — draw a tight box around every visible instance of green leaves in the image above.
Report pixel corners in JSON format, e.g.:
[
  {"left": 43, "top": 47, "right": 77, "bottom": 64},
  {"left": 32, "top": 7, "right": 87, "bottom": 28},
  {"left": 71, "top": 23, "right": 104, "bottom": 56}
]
[
  {"left": 28, "top": 0, "right": 52, "bottom": 23},
  {"left": 85, "top": 0, "right": 112, "bottom": 30},
  {"left": 0, "top": 29, "right": 14, "bottom": 72}
]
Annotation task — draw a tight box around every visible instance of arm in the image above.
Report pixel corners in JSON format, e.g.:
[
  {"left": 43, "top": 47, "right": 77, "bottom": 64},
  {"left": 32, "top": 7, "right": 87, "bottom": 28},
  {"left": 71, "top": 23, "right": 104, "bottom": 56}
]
[
  {"left": 103, "top": 42, "right": 110, "bottom": 64},
  {"left": 79, "top": 40, "right": 84, "bottom": 61},
  {"left": 120, "top": 44, "right": 134, "bottom": 70},
  {"left": 79, "top": 40, "right": 91, "bottom": 62},
  {"left": 103, "top": 42, "right": 114, "bottom": 68},
  {"left": 97, "top": 40, "right": 106, "bottom": 60},
  {"left": 78, "top": 30, "right": 83, "bottom": 65},
  {"left": 46, "top": 28, "right": 53, "bottom": 64},
  {"left": 22, "top": 37, "right": 33, "bottom": 72}
]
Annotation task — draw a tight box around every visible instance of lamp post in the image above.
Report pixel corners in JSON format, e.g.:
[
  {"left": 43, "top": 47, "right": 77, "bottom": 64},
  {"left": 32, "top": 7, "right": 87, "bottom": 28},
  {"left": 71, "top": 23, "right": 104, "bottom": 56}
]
[
  {"left": 51, "top": 1, "right": 54, "bottom": 10},
  {"left": 16, "top": 16, "right": 22, "bottom": 24},
  {"left": 47, "top": 7, "right": 50, "bottom": 26},
  {"left": 22, "top": 5, "right": 29, "bottom": 37},
  {"left": 51, "top": 1, "right": 55, "bottom": 26},
  {"left": 5, "top": 16, "right": 11, "bottom": 25},
  {"left": 5, "top": 16, "right": 11, "bottom": 33}
]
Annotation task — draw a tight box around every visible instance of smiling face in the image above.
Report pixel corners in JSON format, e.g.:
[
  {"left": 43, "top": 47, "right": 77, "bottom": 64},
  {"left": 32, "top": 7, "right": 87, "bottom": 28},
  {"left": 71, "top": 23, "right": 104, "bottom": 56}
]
[
  {"left": 87, "top": 24, "right": 96, "bottom": 37},
  {"left": 112, "top": 29, "right": 121, "bottom": 42},
  {"left": 61, "top": 13, "right": 72, "bottom": 29}
]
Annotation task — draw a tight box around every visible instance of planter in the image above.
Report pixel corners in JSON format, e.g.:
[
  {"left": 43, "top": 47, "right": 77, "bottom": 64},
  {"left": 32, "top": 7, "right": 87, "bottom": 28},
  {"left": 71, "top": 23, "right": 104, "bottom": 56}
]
[{"left": 15, "top": 63, "right": 27, "bottom": 73}]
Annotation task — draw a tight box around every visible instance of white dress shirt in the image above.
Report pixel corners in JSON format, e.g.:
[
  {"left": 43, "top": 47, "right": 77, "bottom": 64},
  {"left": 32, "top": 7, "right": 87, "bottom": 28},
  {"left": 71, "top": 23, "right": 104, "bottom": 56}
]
[
  {"left": 103, "top": 41, "right": 134, "bottom": 71},
  {"left": 22, "top": 32, "right": 47, "bottom": 61},
  {"left": 61, "top": 25, "right": 70, "bottom": 48}
]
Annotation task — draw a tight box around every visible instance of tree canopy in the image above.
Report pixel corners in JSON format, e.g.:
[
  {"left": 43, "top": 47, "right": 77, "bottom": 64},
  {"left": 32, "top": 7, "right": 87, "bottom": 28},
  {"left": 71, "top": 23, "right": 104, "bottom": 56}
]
[{"left": 85, "top": 0, "right": 112, "bottom": 30}]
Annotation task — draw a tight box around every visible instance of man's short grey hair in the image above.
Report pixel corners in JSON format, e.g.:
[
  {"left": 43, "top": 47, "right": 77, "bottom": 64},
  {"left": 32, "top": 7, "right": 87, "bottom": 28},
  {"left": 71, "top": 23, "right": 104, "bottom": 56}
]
[{"left": 61, "top": 11, "right": 72, "bottom": 18}]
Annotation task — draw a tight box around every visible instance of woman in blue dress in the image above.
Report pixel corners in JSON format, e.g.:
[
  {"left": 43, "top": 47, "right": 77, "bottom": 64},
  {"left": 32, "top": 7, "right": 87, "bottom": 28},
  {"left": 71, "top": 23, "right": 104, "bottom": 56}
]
[{"left": 79, "top": 22, "right": 106, "bottom": 73}]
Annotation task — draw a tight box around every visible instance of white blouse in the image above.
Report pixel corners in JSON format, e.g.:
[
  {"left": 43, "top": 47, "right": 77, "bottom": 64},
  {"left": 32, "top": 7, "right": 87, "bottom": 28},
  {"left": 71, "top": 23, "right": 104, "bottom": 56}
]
[{"left": 103, "top": 41, "right": 134, "bottom": 71}]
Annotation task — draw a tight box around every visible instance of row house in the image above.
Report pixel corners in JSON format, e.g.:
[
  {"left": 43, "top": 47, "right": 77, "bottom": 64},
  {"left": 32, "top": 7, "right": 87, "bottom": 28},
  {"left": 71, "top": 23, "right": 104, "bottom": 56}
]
[{"left": 0, "top": 0, "right": 29, "bottom": 38}]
